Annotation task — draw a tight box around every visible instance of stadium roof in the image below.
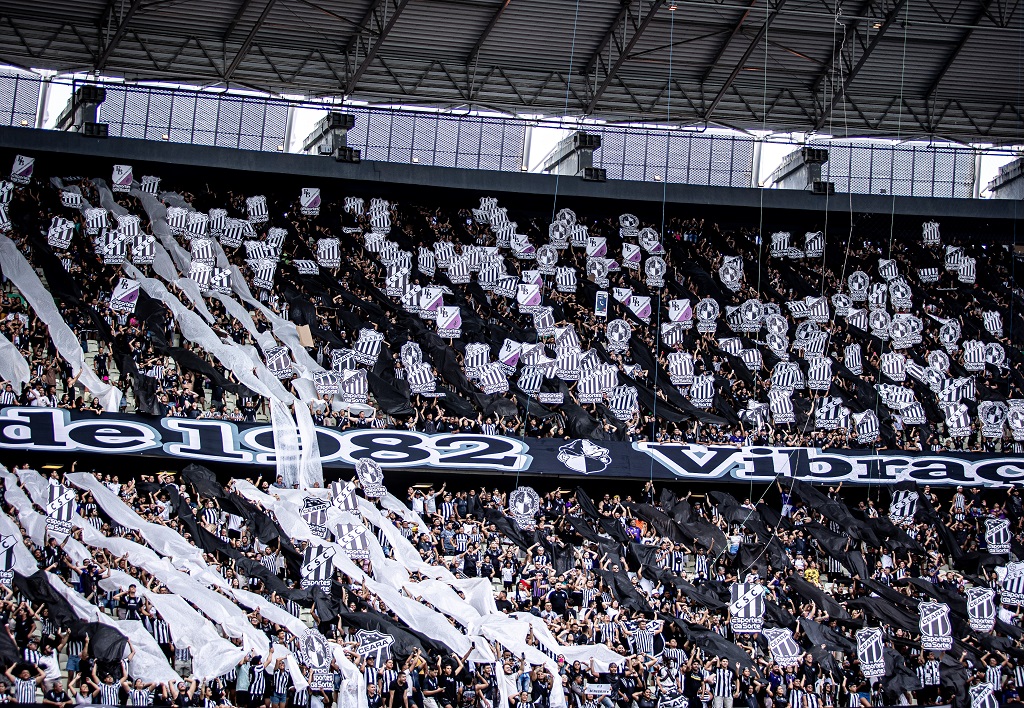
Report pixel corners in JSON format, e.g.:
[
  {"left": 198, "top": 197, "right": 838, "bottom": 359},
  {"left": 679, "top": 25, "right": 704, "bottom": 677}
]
[{"left": 2, "top": 0, "right": 1024, "bottom": 142}]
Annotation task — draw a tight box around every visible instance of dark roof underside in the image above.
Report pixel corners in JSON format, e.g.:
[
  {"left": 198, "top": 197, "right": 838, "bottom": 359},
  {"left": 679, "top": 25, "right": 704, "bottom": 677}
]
[{"left": 2, "top": 0, "right": 1024, "bottom": 142}]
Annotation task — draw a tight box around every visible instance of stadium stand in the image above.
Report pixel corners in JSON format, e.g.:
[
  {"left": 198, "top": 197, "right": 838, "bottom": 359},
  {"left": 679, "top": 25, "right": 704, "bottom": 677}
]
[{"left": 0, "top": 162, "right": 1020, "bottom": 457}]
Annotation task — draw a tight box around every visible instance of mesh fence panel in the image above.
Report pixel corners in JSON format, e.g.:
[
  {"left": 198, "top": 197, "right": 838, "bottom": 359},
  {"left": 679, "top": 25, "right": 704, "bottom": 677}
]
[
  {"left": 819, "top": 141, "right": 975, "bottom": 198},
  {"left": 0, "top": 73, "right": 41, "bottom": 128}
]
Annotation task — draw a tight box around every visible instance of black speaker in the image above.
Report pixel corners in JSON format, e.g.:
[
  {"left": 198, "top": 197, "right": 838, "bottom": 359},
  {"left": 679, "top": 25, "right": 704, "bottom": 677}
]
[
  {"left": 581, "top": 167, "right": 607, "bottom": 182},
  {"left": 811, "top": 180, "right": 835, "bottom": 195},
  {"left": 334, "top": 147, "right": 361, "bottom": 163},
  {"left": 82, "top": 122, "right": 109, "bottom": 138}
]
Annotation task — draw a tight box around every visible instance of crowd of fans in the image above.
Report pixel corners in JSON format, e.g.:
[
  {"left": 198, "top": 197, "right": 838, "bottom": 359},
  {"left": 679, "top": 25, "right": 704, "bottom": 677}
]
[
  {"left": 0, "top": 166, "right": 1020, "bottom": 453},
  {"left": 0, "top": 464, "right": 1020, "bottom": 708}
]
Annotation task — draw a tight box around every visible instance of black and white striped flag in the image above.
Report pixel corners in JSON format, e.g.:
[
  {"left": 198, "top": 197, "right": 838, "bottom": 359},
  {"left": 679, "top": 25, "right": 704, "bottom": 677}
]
[
  {"left": 418, "top": 247, "right": 436, "bottom": 277},
  {"left": 763, "top": 628, "right": 803, "bottom": 667},
  {"left": 61, "top": 190, "right": 82, "bottom": 208},
  {"left": 844, "top": 343, "right": 863, "bottom": 375},
  {"left": 464, "top": 343, "right": 491, "bottom": 379},
  {"left": 919, "top": 602, "right": 952, "bottom": 651},
  {"left": 553, "top": 267, "right": 577, "bottom": 293},
  {"left": 353, "top": 329, "right": 383, "bottom": 366},
  {"left": 301, "top": 544, "right": 336, "bottom": 590},
  {"left": 855, "top": 409, "right": 880, "bottom": 444},
  {"left": 102, "top": 232, "right": 129, "bottom": 265},
  {"left": 608, "top": 386, "right": 639, "bottom": 420},
  {"left": 220, "top": 219, "right": 248, "bottom": 248},
  {"left": 313, "top": 237, "right": 339, "bottom": 268},
  {"left": 1001, "top": 562, "right": 1024, "bottom": 606},
  {"left": 945, "top": 245, "right": 965, "bottom": 272},
  {"left": 208, "top": 208, "right": 227, "bottom": 236},
  {"left": 967, "top": 587, "right": 996, "bottom": 632},
  {"left": 888, "top": 488, "right": 918, "bottom": 522},
  {"left": 771, "top": 361, "right": 803, "bottom": 392},
  {"left": 807, "top": 357, "right": 832, "bottom": 391},
  {"left": 166, "top": 206, "right": 188, "bottom": 235},
  {"left": 189, "top": 262, "right": 214, "bottom": 290},
  {"left": 918, "top": 267, "right": 939, "bottom": 283},
  {"left": 769, "top": 389, "right": 795, "bottom": 424},
  {"left": 344, "top": 196, "right": 364, "bottom": 215},
  {"left": 517, "top": 366, "right": 544, "bottom": 395},
  {"left": 47, "top": 216, "right": 75, "bottom": 250},
  {"left": 0, "top": 205, "right": 9, "bottom": 234},
  {"left": 336, "top": 524, "right": 371, "bottom": 560},
  {"left": 131, "top": 234, "right": 156, "bottom": 265},
  {"left": 942, "top": 402, "right": 971, "bottom": 437},
  {"left": 477, "top": 362, "right": 508, "bottom": 394},
  {"left": 407, "top": 362, "right": 436, "bottom": 394},
  {"left": 983, "top": 311, "right": 1003, "bottom": 337},
  {"left": 689, "top": 374, "right": 715, "bottom": 409},
  {"left": 447, "top": 254, "right": 471, "bottom": 284},
  {"left": 856, "top": 628, "right": 886, "bottom": 678},
  {"left": 247, "top": 195, "right": 269, "bottom": 224},
  {"left": 245, "top": 241, "right": 279, "bottom": 263},
  {"left": 804, "top": 230, "right": 824, "bottom": 258},
  {"left": 264, "top": 347, "right": 293, "bottom": 379},
  {"left": 815, "top": 397, "right": 848, "bottom": 430},
  {"left": 922, "top": 220, "right": 941, "bottom": 245},
  {"left": 185, "top": 211, "right": 209, "bottom": 240},
  {"left": 970, "top": 683, "right": 998, "bottom": 708},
  {"left": 191, "top": 237, "right": 216, "bottom": 266},
  {"left": 331, "top": 349, "right": 357, "bottom": 371},
  {"left": 986, "top": 518, "right": 1011, "bottom": 554},
  {"left": 294, "top": 260, "right": 319, "bottom": 275},
  {"left": 668, "top": 353, "right": 694, "bottom": 386},
  {"left": 963, "top": 340, "right": 986, "bottom": 371},
  {"left": 0, "top": 180, "right": 13, "bottom": 203},
  {"left": 878, "top": 258, "right": 899, "bottom": 281},
  {"left": 958, "top": 256, "right": 977, "bottom": 284},
  {"left": 248, "top": 259, "right": 277, "bottom": 290},
  {"left": 115, "top": 214, "right": 142, "bottom": 239},
  {"left": 729, "top": 583, "right": 765, "bottom": 634},
  {"left": 46, "top": 483, "right": 76, "bottom": 534},
  {"left": 340, "top": 369, "right": 368, "bottom": 403}
]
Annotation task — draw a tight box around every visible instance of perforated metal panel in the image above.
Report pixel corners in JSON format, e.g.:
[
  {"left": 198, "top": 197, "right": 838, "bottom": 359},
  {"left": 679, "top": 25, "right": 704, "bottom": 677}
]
[
  {"left": 592, "top": 128, "right": 754, "bottom": 186},
  {"left": 819, "top": 141, "right": 976, "bottom": 198},
  {"left": 97, "top": 83, "right": 287, "bottom": 153},
  {"left": 0, "top": 73, "right": 40, "bottom": 128}
]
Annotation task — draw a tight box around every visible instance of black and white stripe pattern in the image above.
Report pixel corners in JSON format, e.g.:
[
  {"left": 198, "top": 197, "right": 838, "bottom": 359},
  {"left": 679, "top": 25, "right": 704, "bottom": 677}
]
[
  {"left": 248, "top": 259, "right": 277, "bottom": 290},
  {"left": 844, "top": 343, "right": 863, "bottom": 375},
  {"left": 983, "top": 311, "right": 1003, "bottom": 337},
  {"left": 220, "top": 219, "right": 248, "bottom": 248},
  {"left": 186, "top": 211, "right": 209, "bottom": 239},
  {"left": 418, "top": 247, "right": 436, "bottom": 277},
  {"left": 807, "top": 357, "right": 832, "bottom": 391},
  {"left": 208, "top": 208, "right": 227, "bottom": 235},
  {"left": 945, "top": 245, "right": 965, "bottom": 271},
  {"left": 517, "top": 366, "right": 544, "bottom": 395},
  {"left": 353, "top": 329, "right": 384, "bottom": 365},
  {"left": 918, "top": 267, "right": 939, "bottom": 283},
  {"left": 963, "top": 340, "right": 985, "bottom": 371},
  {"left": 555, "top": 267, "right": 577, "bottom": 293},
  {"left": 447, "top": 254, "right": 471, "bottom": 284},
  {"left": 607, "top": 385, "right": 638, "bottom": 420},
  {"left": 245, "top": 241, "right": 279, "bottom": 263},
  {"left": 247, "top": 195, "right": 269, "bottom": 223},
  {"left": 190, "top": 237, "right": 216, "bottom": 266},
  {"left": 294, "top": 259, "right": 319, "bottom": 275},
  {"left": 804, "top": 230, "right": 824, "bottom": 257},
  {"left": 340, "top": 369, "right": 368, "bottom": 403},
  {"left": 958, "top": 256, "right": 977, "bottom": 284},
  {"left": 166, "top": 206, "right": 188, "bottom": 235},
  {"left": 880, "top": 352, "right": 906, "bottom": 381},
  {"left": 131, "top": 234, "right": 156, "bottom": 265},
  {"left": 47, "top": 216, "right": 75, "bottom": 250},
  {"left": 769, "top": 389, "right": 795, "bottom": 424},
  {"left": 407, "top": 362, "right": 436, "bottom": 394},
  {"left": 689, "top": 374, "right": 715, "bottom": 409},
  {"left": 477, "top": 362, "right": 508, "bottom": 394}
]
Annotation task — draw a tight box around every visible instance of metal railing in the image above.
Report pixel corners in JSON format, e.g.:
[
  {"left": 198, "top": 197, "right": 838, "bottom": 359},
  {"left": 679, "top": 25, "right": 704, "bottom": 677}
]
[{"left": 0, "top": 70, "right": 1006, "bottom": 197}]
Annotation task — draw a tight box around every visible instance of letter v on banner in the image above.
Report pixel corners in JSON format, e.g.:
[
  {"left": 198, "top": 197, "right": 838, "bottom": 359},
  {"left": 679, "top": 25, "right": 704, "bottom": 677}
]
[{"left": 635, "top": 443, "right": 752, "bottom": 480}]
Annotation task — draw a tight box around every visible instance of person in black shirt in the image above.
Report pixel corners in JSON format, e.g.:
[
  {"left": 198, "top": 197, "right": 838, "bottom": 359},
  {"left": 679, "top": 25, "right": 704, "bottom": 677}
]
[
  {"left": 366, "top": 684, "right": 384, "bottom": 708},
  {"left": 387, "top": 673, "right": 409, "bottom": 708},
  {"left": 42, "top": 680, "right": 72, "bottom": 708},
  {"left": 420, "top": 666, "right": 442, "bottom": 708}
]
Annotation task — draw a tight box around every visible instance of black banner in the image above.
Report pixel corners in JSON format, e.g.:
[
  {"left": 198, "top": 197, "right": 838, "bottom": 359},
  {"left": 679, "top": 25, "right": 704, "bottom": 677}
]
[{"left": 2, "top": 408, "right": 1024, "bottom": 486}]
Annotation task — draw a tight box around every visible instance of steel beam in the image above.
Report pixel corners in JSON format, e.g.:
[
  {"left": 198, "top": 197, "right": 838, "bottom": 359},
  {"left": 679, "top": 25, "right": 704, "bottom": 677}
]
[
  {"left": 223, "top": 0, "right": 278, "bottom": 81},
  {"left": 468, "top": 0, "right": 513, "bottom": 62},
  {"left": 584, "top": 2, "right": 632, "bottom": 76},
  {"left": 95, "top": 0, "right": 146, "bottom": 70},
  {"left": 704, "top": 0, "right": 787, "bottom": 123},
  {"left": 813, "top": 0, "right": 908, "bottom": 129},
  {"left": 925, "top": 0, "right": 995, "bottom": 99},
  {"left": 702, "top": 0, "right": 760, "bottom": 82},
  {"left": 586, "top": 0, "right": 666, "bottom": 114},
  {"left": 345, "top": 0, "right": 412, "bottom": 95},
  {"left": 808, "top": 0, "right": 875, "bottom": 94}
]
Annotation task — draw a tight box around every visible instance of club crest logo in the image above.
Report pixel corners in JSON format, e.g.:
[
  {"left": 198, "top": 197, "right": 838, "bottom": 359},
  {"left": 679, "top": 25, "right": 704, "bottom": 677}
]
[{"left": 557, "top": 440, "right": 612, "bottom": 475}]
